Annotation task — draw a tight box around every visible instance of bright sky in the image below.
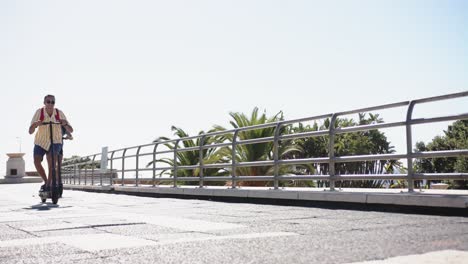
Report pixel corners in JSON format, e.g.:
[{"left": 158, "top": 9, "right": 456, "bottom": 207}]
[{"left": 1, "top": 0, "right": 467, "bottom": 175}]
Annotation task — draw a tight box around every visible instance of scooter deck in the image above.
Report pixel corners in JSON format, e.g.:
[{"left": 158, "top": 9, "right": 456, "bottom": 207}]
[{"left": 39, "top": 185, "right": 62, "bottom": 204}]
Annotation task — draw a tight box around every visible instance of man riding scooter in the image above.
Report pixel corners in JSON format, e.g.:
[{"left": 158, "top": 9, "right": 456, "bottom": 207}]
[{"left": 29, "top": 94, "right": 74, "bottom": 192}]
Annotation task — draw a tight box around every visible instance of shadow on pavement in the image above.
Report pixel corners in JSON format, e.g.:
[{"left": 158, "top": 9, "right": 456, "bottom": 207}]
[{"left": 24, "top": 203, "right": 72, "bottom": 210}]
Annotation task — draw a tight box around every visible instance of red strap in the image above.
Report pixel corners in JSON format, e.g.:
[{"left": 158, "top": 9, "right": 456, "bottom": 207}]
[
  {"left": 55, "top": 108, "right": 60, "bottom": 121},
  {"left": 40, "top": 108, "right": 44, "bottom": 122},
  {"left": 39, "top": 108, "right": 60, "bottom": 121}
]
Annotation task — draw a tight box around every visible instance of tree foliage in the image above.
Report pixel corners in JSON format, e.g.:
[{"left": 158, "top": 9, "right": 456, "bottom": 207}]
[{"left": 414, "top": 120, "right": 468, "bottom": 188}]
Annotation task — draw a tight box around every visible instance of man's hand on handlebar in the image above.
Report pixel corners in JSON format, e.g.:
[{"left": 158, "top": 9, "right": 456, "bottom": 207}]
[{"left": 33, "top": 120, "right": 42, "bottom": 128}]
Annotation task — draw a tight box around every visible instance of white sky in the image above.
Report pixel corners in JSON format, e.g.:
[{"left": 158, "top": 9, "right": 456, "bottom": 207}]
[{"left": 1, "top": 0, "right": 467, "bottom": 175}]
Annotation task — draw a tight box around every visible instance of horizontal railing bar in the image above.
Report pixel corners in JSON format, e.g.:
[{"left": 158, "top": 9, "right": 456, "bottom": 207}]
[
  {"left": 114, "top": 178, "right": 174, "bottom": 182},
  {"left": 62, "top": 158, "right": 100, "bottom": 165},
  {"left": 336, "top": 101, "right": 409, "bottom": 116},
  {"left": 111, "top": 146, "right": 142, "bottom": 153},
  {"left": 334, "top": 174, "right": 408, "bottom": 180},
  {"left": 202, "top": 163, "right": 232, "bottom": 169},
  {"left": 136, "top": 168, "right": 161, "bottom": 172},
  {"left": 62, "top": 162, "right": 100, "bottom": 168},
  {"left": 278, "top": 158, "right": 331, "bottom": 165},
  {"left": 277, "top": 174, "right": 409, "bottom": 180},
  {"left": 334, "top": 153, "right": 407, "bottom": 162},
  {"left": 410, "top": 113, "right": 468, "bottom": 125},
  {"left": 201, "top": 142, "right": 232, "bottom": 149},
  {"left": 236, "top": 160, "right": 275, "bottom": 167},
  {"left": 413, "top": 173, "right": 468, "bottom": 180},
  {"left": 164, "top": 173, "right": 468, "bottom": 181},
  {"left": 113, "top": 166, "right": 174, "bottom": 172},
  {"left": 153, "top": 166, "right": 173, "bottom": 171},
  {"left": 176, "top": 146, "right": 199, "bottom": 153},
  {"left": 237, "top": 137, "right": 275, "bottom": 145},
  {"left": 121, "top": 154, "right": 139, "bottom": 159},
  {"left": 201, "top": 176, "right": 232, "bottom": 181},
  {"left": 174, "top": 177, "right": 200, "bottom": 181},
  {"left": 334, "top": 121, "right": 407, "bottom": 134},
  {"left": 280, "top": 114, "right": 334, "bottom": 125},
  {"left": 137, "top": 153, "right": 157, "bottom": 157},
  {"left": 178, "top": 165, "right": 199, "bottom": 170},
  {"left": 154, "top": 149, "right": 175, "bottom": 155},
  {"left": 276, "top": 175, "right": 332, "bottom": 180},
  {"left": 413, "top": 90, "right": 468, "bottom": 104},
  {"left": 236, "top": 176, "right": 275, "bottom": 181},
  {"left": 279, "top": 130, "right": 329, "bottom": 141},
  {"left": 412, "top": 150, "right": 468, "bottom": 158}
]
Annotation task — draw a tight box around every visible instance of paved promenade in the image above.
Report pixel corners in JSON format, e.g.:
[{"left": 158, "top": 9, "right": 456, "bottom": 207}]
[{"left": 1, "top": 183, "right": 467, "bottom": 264}]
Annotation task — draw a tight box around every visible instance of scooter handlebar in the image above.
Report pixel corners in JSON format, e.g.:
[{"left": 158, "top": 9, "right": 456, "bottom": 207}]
[{"left": 40, "top": 121, "right": 62, "bottom": 125}]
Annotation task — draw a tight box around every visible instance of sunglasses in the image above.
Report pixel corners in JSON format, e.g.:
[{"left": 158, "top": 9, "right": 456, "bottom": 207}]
[{"left": 46, "top": 100, "right": 55, "bottom": 104}]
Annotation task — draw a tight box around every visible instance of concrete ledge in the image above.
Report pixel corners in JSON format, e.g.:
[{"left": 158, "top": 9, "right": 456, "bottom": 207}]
[
  {"left": 65, "top": 184, "right": 113, "bottom": 192},
  {"left": 63, "top": 185, "right": 468, "bottom": 211},
  {"left": 0, "top": 177, "right": 43, "bottom": 184},
  {"left": 366, "top": 193, "right": 468, "bottom": 208}
]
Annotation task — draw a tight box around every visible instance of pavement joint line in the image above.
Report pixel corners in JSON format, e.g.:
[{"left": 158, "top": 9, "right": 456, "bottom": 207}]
[
  {"left": 0, "top": 231, "right": 300, "bottom": 251},
  {"left": 5, "top": 223, "right": 40, "bottom": 238},
  {"left": 30, "top": 222, "right": 147, "bottom": 232},
  {"left": 111, "top": 213, "right": 246, "bottom": 232}
]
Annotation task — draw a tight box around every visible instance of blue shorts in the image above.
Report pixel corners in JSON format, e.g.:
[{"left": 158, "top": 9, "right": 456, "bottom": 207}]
[{"left": 34, "top": 144, "right": 63, "bottom": 157}]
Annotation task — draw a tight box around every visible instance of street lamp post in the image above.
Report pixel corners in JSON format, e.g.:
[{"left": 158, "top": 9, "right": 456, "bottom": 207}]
[{"left": 16, "top": 137, "right": 22, "bottom": 153}]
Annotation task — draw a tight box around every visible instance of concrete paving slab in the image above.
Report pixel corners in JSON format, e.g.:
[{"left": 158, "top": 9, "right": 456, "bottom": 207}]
[
  {"left": 348, "top": 250, "right": 468, "bottom": 264},
  {"left": 112, "top": 213, "right": 245, "bottom": 232}
]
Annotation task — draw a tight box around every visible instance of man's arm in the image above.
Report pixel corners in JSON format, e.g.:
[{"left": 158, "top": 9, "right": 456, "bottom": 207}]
[
  {"left": 61, "top": 121, "right": 74, "bottom": 133},
  {"left": 59, "top": 111, "right": 74, "bottom": 133},
  {"left": 29, "top": 110, "right": 41, "bottom": 134},
  {"left": 29, "top": 121, "right": 41, "bottom": 134}
]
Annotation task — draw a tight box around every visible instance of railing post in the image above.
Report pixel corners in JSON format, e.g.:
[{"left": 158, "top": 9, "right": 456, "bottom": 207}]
[
  {"left": 91, "top": 155, "right": 96, "bottom": 186},
  {"left": 173, "top": 139, "right": 181, "bottom": 188},
  {"left": 199, "top": 135, "right": 206, "bottom": 188},
  {"left": 231, "top": 130, "right": 240, "bottom": 189},
  {"left": 110, "top": 151, "right": 115, "bottom": 186},
  {"left": 73, "top": 164, "right": 77, "bottom": 185},
  {"left": 84, "top": 157, "right": 87, "bottom": 186},
  {"left": 78, "top": 164, "right": 81, "bottom": 185},
  {"left": 328, "top": 114, "right": 338, "bottom": 191},
  {"left": 136, "top": 146, "right": 142, "bottom": 187},
  {"left": 152, "top": 144, "right": 158, "bottom": 187},
  {"left": 121, "top": 149, "right": 127, "bottom": 186},
  {"left": 406, "top": 101, "right": 416, "bottom": 192},
  {"left": 100, "top": 147, "right": 108, "bottom": 186},
  {"left": 273, "top": 122, "right": 282, "bottom": 190}
]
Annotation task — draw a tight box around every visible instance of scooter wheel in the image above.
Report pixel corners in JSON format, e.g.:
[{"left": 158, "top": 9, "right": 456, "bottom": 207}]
[{"left": 51, "top": 189, "right": 59, "bottom": 204}]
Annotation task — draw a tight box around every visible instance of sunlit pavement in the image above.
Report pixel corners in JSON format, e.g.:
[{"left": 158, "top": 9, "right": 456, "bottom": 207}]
[{"left": 1, "top": 183, "right": 467, "bottom": 264}]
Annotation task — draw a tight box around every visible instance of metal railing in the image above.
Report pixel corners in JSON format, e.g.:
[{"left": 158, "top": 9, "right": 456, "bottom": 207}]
[{"left": 61, "top": 91, "right": 468, "bottom": 192}]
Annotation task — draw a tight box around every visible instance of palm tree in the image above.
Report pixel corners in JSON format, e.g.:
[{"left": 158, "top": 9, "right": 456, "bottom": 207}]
[
  {"left": 292, "top": 113, "right": 402, "bottom": 188},
  {"left": 215, "top": 107, "right": 303, "bottom": 186},
  {"left": 147, "top": 126, "right": 229, "bottom": 185}
]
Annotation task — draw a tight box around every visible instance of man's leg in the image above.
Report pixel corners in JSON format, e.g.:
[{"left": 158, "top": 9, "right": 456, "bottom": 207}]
[
  {"left": 46, "top": 152, "right": 60, "bottom": 187},
  {"left": 46, "top": 153, "right": 52, "bottom": 187},
  {"left": 34, "top": 155, "right": 47, "bottom": 183},
  {"left": 33, "top": 145, "right": 47, "bottom": 184}
]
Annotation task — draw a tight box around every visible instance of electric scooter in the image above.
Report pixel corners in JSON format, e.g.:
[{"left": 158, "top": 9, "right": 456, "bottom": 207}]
[{"left": 38, "top": 121, "right": 62, "bottom": 204}]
